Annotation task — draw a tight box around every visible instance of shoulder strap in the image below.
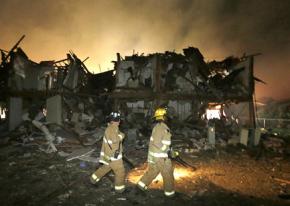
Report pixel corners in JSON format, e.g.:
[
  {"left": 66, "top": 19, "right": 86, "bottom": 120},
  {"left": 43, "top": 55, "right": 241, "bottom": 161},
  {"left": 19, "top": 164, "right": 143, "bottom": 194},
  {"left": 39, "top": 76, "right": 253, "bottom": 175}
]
[
  {"left": 103, "top": 135, "right": 113, "bottom": 150},
  {"left": 103, "top": 135, "right": 121, "bottom": 151}
]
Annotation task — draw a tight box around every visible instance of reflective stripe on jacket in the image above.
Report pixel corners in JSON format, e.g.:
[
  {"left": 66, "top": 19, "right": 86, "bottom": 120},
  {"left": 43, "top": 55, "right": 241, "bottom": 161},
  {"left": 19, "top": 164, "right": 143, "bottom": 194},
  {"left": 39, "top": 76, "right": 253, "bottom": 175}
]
[
  {"left": 148, "top": 122, "right": 172, "bottom": 161},
  {"left": 99, "top": 123, "right": 125, "bottom": 164}
]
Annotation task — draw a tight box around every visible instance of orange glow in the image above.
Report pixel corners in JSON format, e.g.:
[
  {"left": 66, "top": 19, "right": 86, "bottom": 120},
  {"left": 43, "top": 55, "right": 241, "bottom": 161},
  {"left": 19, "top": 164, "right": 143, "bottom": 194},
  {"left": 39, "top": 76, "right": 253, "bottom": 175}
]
[
  {"left": 127, "top": 161, "right": 275, "bottom": 198},
  {"left": 127, "top": 163, "right": 198, "bottom": 190},
  {"left": 206, "top": 103, "right": 224, "bottom": 119},
  {"left": 0, "top": 107, "right": 6, "bottom": 119}
]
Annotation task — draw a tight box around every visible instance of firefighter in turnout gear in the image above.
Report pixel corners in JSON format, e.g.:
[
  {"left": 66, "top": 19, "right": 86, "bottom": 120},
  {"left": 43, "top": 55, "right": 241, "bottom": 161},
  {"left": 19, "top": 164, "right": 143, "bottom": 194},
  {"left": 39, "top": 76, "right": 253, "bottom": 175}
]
[
  {"left": 137, "top": 107, "right": 175, "bottom": 197},
  {"left": 90, "top": 111, "right": 126, "bottom": 193}
]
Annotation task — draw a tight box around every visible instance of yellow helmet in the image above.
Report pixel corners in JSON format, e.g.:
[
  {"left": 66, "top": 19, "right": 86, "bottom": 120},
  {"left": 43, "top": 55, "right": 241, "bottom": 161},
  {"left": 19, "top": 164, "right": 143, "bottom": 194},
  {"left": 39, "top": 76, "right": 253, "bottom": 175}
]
[{"left": 154, "top": 108, "right": 167, "bottom": 120}]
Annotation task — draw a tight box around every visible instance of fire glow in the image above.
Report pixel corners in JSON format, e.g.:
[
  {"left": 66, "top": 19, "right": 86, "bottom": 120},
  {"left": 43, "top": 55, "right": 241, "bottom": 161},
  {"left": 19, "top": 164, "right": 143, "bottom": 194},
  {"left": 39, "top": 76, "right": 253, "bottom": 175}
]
[
  {"left": 127, "top": 163, "right": 197, "bottom": 188},
  {"left": 206, "top": 104, "right": 224, "bottom": 119},
  {"left": 0, "top": 107, "right": 6, "bottom": 119}
]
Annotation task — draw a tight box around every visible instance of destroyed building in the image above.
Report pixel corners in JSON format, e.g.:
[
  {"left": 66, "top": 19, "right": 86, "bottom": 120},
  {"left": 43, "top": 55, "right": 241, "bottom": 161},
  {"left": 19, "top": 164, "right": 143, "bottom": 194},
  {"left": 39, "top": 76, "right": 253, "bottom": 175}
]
[
  {"left": 1, "top": 36, "right": 290, "bottom": 206},
  {"left": 0, "top": 35, "right": 265, "bottom": 151},
  {"left": 110, "top": 47, "right": 261, "bottom": 147},
  {"left": 0, "top": 36, "right": 116, "bottom": 153},
  {"left": 1, "top": 37, "right": 113, "bottom": 122}
]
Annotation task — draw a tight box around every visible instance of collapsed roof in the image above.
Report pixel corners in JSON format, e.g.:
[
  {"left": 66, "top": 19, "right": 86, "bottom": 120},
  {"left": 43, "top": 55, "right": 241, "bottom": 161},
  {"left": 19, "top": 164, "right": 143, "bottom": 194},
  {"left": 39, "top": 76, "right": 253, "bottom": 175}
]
[{"left": 112, "top": 47, "right": 256, "bottom": 102}]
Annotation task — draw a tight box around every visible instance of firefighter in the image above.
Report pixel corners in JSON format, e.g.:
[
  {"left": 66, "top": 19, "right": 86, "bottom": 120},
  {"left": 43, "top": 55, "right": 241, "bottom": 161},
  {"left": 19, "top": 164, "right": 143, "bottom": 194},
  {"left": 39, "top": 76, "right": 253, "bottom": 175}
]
[
  {"left": 90, "top": 111, "right": 126, "bottom": 193},
  {"left": 137, "top": 107, "right": 175, "bottom": 197}
]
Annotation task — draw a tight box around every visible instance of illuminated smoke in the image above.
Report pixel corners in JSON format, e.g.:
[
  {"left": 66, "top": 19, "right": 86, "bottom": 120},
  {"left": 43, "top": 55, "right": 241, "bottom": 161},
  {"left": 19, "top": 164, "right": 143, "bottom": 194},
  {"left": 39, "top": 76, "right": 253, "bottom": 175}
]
[{"left": 0, "top": 0, "right": 290, "bottom": 99}]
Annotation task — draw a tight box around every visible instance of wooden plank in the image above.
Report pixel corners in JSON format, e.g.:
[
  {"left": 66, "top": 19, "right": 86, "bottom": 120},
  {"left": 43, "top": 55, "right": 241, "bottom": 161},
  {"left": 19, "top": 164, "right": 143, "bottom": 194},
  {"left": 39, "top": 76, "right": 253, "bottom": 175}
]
[{"left": 274, "top": 178, "right": 290, "bottom": 185}]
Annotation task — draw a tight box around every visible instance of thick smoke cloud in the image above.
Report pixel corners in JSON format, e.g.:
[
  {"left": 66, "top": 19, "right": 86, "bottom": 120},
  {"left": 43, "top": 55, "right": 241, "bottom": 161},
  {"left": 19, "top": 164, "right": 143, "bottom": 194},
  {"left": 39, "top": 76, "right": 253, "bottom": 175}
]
[{"left": 0, "top": 0, "right": 290, "bottom": 100}]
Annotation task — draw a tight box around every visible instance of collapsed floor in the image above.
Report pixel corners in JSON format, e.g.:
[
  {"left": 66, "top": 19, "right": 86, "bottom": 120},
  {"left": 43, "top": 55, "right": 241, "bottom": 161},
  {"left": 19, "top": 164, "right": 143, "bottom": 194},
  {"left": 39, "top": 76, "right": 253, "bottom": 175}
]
[{"left": 0, "top": 131, "right": 290, "bottom": 206}]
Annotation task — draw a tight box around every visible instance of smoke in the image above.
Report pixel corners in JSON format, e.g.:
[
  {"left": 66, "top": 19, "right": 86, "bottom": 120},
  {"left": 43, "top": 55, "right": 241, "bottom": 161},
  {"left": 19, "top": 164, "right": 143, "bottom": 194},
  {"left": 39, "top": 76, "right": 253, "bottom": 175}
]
[{"left": 0, "top": 0, "right": 290, "bottom": 99}]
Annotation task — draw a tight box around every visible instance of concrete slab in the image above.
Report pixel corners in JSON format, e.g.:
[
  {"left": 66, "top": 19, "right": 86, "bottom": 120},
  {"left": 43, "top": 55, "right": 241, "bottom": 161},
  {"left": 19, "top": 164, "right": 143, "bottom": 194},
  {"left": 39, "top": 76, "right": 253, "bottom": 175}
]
[
  {"left": 240, "top": 128, "right": 249, "bottom": 146},
  {"left": 254, "top": 128, "right": 261, "bottom": 146},
  {"left": 46, "top": 95, "right": 62, "bottom": 125},
  {"left": 208, "top": 126, "right": 215, "bottom": 145},
  {"left": 8, "top": 97, "right": 23, "bottom": 131}
]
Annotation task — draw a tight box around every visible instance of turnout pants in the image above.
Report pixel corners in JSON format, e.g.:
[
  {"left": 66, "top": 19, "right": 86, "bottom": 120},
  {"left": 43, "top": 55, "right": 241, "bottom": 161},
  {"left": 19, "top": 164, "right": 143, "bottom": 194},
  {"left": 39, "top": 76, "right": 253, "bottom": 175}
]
[
  {"left": 138, "top": 157, "right": 174, "bottom": 196},
  {"left": 92, "top": 159, "right": 125, "bottom": 192}
]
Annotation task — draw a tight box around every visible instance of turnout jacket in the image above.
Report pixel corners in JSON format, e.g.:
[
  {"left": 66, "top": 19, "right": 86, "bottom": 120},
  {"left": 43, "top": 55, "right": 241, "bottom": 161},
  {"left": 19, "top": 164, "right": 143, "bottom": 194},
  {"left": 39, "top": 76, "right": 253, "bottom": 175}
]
[
  {"left": 148, "top": 122, "right": 172, "bottom": 163},
  {"left": 99, "top": 123, "right": 125, "bottom": 165}
]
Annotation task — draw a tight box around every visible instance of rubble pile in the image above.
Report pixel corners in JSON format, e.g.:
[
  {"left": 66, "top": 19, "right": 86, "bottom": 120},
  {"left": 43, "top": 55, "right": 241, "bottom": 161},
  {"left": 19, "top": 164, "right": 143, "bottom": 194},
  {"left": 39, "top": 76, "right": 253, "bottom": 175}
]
[{"left": 114, "top": 48, "right": 251, "bottom": 99}]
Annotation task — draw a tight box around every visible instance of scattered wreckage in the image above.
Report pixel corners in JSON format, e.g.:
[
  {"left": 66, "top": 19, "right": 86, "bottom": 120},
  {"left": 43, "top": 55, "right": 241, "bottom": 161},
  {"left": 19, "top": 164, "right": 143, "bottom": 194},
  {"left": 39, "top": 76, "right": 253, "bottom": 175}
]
[{"left": 0, "top": 35, "right": 288, "bottom": 158}]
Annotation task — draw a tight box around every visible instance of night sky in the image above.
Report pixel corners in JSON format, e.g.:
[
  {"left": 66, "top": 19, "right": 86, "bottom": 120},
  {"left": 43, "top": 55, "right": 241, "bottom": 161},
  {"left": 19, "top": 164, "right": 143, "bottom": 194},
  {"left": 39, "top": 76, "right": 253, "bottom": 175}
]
[{"left": 0, "top": 0, "right": 290, "bottom": 100}]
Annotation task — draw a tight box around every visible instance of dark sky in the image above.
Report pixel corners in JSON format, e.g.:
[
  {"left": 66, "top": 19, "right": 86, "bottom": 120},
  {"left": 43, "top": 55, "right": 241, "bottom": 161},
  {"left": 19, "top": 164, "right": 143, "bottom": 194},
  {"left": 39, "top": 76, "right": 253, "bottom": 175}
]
[{"left": 0, "top": 0, "right": 290, "bottom": 100}]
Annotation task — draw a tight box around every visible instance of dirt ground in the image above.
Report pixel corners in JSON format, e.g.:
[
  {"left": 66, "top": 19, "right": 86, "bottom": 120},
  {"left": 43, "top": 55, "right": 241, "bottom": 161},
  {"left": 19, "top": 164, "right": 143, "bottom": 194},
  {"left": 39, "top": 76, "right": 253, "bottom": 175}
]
[{"left": 0, "top": 141, "right": 290, "bottom": 206}]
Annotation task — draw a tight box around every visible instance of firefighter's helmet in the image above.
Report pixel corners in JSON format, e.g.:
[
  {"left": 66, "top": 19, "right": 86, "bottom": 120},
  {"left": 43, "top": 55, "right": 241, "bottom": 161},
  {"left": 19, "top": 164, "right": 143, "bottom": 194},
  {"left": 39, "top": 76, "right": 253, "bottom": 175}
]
[
  {"left": 153, "top": 108, "right": 167, "bottom": 120},
  {"left": 109, "top": 111, "right": 121, "bottom": 122}
]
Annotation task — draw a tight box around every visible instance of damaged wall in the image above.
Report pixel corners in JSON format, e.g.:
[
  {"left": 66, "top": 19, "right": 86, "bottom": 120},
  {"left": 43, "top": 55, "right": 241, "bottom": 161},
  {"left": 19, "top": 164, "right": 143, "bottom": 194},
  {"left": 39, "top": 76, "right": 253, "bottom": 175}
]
[{"left": 112, "top": 47, "right": 255, "bottom": 123}]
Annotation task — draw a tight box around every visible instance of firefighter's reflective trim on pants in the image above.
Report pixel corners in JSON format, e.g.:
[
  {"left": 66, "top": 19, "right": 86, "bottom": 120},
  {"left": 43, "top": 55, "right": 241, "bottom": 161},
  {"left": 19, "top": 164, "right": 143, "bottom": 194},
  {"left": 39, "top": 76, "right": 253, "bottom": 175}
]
[
  {"left": 164, "top": 190, "right": 175, "bottom": 197},
  {"left": 110, "top": 154, "right": 122, "bottom": 161},
  {"left": 115, "top": 185, "right": 125, "bottom": 191},
  {"left": 91, "top": 174, "right": 100, "bottom": 182},
  {"left": 161, "top": 140, "right": 171, "bottom": 145},
  {"left": 103, "top": 138, "right": 113, "bottom": 145},
  {"left": 137, "top": 181, "right": 148, "bottom": 190},
  {"left": 118, "top": 134, "right": 123, "bottom": 140},
  {"left": 147, "top": 154, "right": 155, "bottom": 163},
  {"left": 161, "top": 144, "right": 168, "bottom": 151},
  {"left": 148, "top": 151, "right": 168, "bottom": 158},
  {"left": 150, "top": 136, "right": 154, "bottom": 141},
  {"left": 99, "top": 159, "right": 109, "bottom": 165},
  {"left": 99, "top": 152, "right": 111, "bottom": 164}
]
